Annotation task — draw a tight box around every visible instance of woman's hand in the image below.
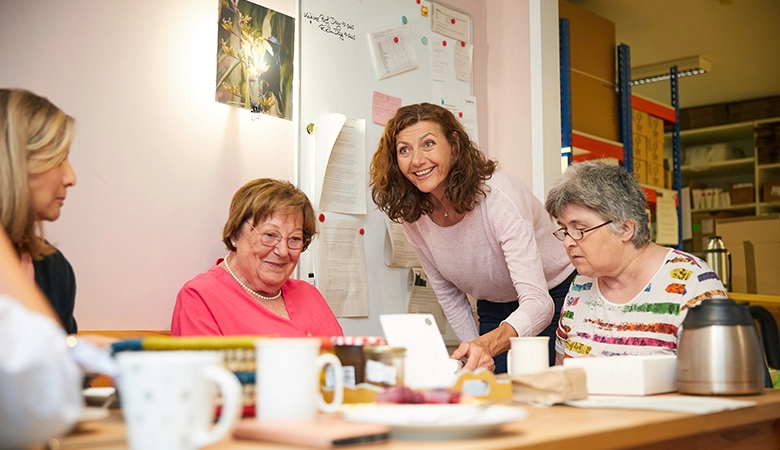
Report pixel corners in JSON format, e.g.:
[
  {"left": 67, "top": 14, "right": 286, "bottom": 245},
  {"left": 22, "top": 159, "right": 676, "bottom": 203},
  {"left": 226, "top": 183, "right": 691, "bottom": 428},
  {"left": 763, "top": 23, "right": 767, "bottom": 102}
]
[
  {"left": 451, "top": 341, "right": 496, "bottom": 372},
  {"left": 450, "top": 322, "right": 517, "bottom": 372}
]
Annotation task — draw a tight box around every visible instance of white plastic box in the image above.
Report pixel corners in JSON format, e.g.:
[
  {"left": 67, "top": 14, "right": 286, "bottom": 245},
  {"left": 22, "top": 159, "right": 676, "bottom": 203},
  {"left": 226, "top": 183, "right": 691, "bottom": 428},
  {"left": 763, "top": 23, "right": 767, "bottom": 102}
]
[{"left": 563, "top": 355, "right": 677, "bottom": 396}]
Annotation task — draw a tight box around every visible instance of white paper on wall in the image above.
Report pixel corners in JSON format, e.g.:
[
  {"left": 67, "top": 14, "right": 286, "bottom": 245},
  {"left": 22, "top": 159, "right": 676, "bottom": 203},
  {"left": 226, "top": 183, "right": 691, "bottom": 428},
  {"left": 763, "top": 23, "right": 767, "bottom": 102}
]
[
  {"left": 429, "top": 40, "right": 449, "bottom": 81},
  {"left": 454, "top": 42, "right": 472, "bottom": 82},
  {"left": 383, "top": 217, "right": 420, "bottom": 268},
  {"left": 655, "top": 188, "right": 679, "bottom": 246},
  {"left": 430, "top": 2, "right": 470, "bottom": 43},
  {"left": 318, "top": 217, "right": 369, "bottom": 317},
  {"left": 320, "top": 118, "right": 366, "bottom": 214},
  {"left": 367, "top": 25, "right": 418, "bottom": 80},
  {"left": 440, "top": 92, "right": 479, "bottom": 146}
]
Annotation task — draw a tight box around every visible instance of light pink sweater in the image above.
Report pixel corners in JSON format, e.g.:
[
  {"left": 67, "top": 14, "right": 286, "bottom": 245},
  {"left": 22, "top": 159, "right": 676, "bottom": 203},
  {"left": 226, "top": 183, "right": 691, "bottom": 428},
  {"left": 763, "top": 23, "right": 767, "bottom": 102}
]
[{"left": 402, "top": 171, "right": 574, "bottom": 342}]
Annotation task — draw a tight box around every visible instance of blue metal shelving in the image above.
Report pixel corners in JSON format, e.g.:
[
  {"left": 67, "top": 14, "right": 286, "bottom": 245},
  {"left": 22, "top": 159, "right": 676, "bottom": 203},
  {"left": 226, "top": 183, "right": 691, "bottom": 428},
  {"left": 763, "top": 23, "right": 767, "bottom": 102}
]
[
  {"left": 670, "top": 65, "right": 682, "bottom": 250},
  {"left": 617, "top": 44, "right": 633, "bottom": 172},
  {"left": 559, "top": 18, "right": 572, "bottom": 166},
  {"left": 558, "top": 28, "right": 683, "bottom": 248}
]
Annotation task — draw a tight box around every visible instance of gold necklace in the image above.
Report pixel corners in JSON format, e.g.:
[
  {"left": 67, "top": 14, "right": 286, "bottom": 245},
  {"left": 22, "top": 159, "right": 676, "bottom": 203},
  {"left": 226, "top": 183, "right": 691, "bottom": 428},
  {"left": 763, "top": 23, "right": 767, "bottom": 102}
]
[{"left": 223, "top": 254, "right": 282, "bottom": 300}]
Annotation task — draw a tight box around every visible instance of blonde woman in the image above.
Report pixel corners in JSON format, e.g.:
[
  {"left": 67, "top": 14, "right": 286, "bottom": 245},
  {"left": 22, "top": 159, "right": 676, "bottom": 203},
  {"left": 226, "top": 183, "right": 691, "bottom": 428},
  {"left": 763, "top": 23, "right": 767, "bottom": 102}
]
[{"left": 0, "top": 89, "right": 78, "bottom": 333}]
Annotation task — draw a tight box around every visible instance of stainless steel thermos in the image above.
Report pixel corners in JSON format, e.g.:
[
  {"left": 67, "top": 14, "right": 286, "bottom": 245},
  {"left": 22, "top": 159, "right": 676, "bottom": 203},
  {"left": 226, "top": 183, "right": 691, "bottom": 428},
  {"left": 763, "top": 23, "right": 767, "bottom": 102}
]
[
  {"left": 677, "top": 298, "right": 780, "bottom": 395},
  {"left": 704, "top": 236, "right": 731, "bottom": 291}
]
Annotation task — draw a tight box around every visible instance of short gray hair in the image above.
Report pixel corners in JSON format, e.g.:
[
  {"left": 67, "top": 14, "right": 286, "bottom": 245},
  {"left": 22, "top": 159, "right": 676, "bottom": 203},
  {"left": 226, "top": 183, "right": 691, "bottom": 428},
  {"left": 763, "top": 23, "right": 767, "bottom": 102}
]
[{"left": 545, "top": 161, "right": 650, "bottom": 248}]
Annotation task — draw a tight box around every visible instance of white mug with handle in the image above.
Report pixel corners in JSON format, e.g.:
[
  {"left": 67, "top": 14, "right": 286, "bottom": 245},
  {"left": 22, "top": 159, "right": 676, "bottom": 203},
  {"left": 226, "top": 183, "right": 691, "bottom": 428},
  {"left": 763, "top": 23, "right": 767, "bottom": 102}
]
[
  {"left": 116, "top": 351, "right": 242, "bottom": 450},
  {"left": 508, "top": 336, "right": 550, "bottom": 375},
  {"left": 255, "top": 338, "right": 344, "bottom": 420}
]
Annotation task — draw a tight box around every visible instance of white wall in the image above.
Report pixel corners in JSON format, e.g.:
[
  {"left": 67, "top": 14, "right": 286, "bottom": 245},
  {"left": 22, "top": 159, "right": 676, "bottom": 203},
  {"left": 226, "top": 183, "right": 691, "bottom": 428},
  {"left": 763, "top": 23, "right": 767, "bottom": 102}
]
[{"left": 0, "top": 0, "right": 295, "bottom": 329}]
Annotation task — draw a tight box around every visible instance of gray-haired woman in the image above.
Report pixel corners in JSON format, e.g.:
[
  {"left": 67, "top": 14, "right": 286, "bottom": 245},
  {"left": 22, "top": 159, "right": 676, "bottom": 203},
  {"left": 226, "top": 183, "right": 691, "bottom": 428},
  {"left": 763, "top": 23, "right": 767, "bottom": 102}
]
[{"left": 544, "top": 161, "right": 726, "bottom": 364}]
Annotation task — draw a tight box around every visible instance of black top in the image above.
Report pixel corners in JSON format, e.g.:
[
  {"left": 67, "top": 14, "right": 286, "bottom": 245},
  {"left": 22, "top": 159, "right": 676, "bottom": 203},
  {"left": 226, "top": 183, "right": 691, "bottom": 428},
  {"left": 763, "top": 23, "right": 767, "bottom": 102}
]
[{"left": 33, "top": 249, "right": 77, "bottom": 334}]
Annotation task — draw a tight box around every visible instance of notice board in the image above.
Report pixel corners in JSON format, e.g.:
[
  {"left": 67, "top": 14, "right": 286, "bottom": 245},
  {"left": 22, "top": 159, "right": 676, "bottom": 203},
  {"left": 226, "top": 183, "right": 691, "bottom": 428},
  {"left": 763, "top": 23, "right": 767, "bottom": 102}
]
[{"left": 297, "top": 0, "right": 476, "bottom": 340}]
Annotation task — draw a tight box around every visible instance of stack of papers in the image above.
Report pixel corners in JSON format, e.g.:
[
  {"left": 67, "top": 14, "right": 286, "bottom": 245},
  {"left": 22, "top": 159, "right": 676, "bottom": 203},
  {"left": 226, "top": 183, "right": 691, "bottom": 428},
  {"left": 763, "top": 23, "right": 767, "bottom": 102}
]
[{"left": 564, "top": 395, "right": 755, "bottom": 415}]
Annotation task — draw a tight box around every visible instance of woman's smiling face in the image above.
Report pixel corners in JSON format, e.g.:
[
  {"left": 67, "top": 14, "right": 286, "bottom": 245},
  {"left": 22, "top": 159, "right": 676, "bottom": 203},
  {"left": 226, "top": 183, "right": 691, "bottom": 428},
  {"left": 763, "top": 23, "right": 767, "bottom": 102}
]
[{"left": 395, "top": 120, "right": 455, "bottom": 199}]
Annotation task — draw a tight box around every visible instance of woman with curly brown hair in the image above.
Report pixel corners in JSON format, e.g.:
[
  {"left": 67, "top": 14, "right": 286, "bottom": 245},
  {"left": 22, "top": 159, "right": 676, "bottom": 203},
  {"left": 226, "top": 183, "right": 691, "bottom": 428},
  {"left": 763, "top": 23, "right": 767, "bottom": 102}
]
[{"left": 370, "top": 103, "right": 574, "bottom": 373}]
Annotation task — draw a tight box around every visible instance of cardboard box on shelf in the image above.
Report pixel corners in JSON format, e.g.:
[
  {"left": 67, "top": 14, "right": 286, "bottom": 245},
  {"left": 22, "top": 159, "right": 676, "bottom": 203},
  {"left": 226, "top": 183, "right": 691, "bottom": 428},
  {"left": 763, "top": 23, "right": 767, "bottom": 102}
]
[
  {"left": 727, "top": 96, "right": 780, "bottom": 123},
  {"left": 632, "top": 109, "right": 647, "bottom": 134},
  {"left": 570, "top": 71, "right": 619, "bottom": 142},
  {"left": 646, "top": 137, "right": 664, "bottom": 165},
  {"left": 679, "top": 104, "right": 728, "bottom": 130},
  {"left": 757, "top": 146, "right": 780, "bottom": 165},
  {"left": 663, "top": 159, "right": 672, "bottom": 190},
  {"left": 646, "top": 114, "right": 664, "bottom": 138},
  {"left": 730, "top": 183, "right": 755, "bottom": 205},
  {"left": 763, "top": 180, "right": 780, "bottom": 203},
  {"left": 633, "top": 135, "right": 647, "bottom": 161},
  {"left": 717, "top": 214, "right": 780, "bottom": 294},
  {"left": 691, "top": 211, "right": 735, "bottom": 254},
  {"left": 558, "top": 0, "right": 616, "bottom": 83},
  {"left": 647, "top": 162, "right": 664, "bottom": 188},
  {"left": 633, "top": 159, "right": 647, "bottom": 184}
]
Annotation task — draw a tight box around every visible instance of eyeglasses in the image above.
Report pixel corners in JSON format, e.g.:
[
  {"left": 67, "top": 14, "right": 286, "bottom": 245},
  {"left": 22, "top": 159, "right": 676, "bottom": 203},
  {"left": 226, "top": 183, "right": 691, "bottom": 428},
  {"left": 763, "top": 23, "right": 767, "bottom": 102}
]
[
  {"left": 248, "top": 222, "right": 308, "bottom": 251},
  {"left": 552, "top": 220, "right": 612, "bottom": 241}
]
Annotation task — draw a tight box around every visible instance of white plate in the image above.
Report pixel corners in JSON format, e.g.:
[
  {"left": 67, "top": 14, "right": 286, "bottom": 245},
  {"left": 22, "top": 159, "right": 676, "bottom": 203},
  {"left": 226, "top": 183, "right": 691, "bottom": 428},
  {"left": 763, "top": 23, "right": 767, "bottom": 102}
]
[
  {"left": 342, "top": 404, "right": 528, "bottom": 440},
  {"left": 78, "top": 406, "right": 111, "bottom": 424}
]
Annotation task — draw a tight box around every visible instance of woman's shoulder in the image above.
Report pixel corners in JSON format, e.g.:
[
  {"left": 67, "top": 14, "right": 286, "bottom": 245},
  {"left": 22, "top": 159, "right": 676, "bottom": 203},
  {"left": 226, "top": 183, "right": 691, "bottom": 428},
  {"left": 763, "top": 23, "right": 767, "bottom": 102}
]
[
  {"left": 179, "top": 260, "right": 228, "bottom": 290},
  {"left": 32, "top": 248, "right": 73, "bottom": 271}
]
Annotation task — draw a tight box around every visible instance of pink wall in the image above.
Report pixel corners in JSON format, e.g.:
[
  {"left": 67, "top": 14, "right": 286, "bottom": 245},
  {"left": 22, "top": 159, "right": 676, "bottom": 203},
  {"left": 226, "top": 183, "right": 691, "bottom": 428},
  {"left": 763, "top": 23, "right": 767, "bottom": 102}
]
[{"left": 0, "top": 0, "right": 297, "bottom": 329}]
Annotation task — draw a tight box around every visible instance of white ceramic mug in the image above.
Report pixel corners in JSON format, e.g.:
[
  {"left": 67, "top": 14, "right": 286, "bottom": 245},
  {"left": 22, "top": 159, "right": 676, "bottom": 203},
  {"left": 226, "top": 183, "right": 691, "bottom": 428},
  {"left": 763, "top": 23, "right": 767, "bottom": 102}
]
[
  {"left": 116, "top": 351, "right": 242, "bottom": 450},
  {"left": 255, "top": 338, "right": 344, "bottom": 420},
  {"left": 508, "top": 336, "right": 550, "bottom": 375}
]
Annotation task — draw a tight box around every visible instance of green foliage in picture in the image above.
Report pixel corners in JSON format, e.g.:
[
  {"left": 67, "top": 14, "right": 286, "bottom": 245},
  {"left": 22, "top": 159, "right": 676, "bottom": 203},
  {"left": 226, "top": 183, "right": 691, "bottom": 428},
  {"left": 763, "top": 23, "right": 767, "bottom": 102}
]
[{"left": 215, "top": 0, "right": 295, "bottom": 120}]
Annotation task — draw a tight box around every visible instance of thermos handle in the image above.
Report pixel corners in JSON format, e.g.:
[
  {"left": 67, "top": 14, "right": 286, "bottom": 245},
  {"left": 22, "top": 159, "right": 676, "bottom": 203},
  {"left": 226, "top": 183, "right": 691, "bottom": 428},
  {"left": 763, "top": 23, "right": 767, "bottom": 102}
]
[
  {"left": 727, "top": 252, "right": 732, "bottom": 291},
  {"left": 749, "top": 305, "right": 780, "bottom": 370}
]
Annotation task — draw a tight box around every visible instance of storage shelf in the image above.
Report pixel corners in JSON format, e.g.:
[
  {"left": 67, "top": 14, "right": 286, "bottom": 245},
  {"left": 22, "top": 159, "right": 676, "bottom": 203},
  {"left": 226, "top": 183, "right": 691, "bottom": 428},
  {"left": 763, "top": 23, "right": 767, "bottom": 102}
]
[
  {"left": 681, "top": 157, "right": 755, "bottom": 177},
  {"left": 691, "top": 204, "right": 756, "bottom": 213},
  {"left": 758, "top": 162, "right": 780, "bottom": 171},
  {"left": 667, "top": 117, "right": 780, "bottom": 147},
  {"left": 674, "top": 122, "right": 754, "bottom": 147},
  {"left": 759, "top": 201, "right": 780, "bottom": 208}
]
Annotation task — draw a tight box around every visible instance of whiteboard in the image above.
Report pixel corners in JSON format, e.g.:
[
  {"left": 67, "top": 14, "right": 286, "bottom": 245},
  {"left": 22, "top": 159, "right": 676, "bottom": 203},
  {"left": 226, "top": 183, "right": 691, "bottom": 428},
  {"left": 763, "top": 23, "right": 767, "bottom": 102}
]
[{"left": 297, "top": 0, "right": 474, "bottom": 337}]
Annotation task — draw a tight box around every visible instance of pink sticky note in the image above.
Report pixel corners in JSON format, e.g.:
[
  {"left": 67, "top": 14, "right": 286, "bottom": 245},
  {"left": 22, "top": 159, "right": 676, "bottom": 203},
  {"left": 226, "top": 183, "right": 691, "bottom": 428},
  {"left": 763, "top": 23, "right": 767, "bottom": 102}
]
[{"left": 372, "top": 91, "right": 402, "bottom": 126}]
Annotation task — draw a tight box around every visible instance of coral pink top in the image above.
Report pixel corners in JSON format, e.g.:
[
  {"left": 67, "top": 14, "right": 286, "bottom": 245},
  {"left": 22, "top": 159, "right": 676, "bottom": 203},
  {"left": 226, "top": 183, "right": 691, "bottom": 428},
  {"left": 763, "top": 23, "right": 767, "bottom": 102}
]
[{"left": 171, "top": 259, "right": 343, "bottom": 337}]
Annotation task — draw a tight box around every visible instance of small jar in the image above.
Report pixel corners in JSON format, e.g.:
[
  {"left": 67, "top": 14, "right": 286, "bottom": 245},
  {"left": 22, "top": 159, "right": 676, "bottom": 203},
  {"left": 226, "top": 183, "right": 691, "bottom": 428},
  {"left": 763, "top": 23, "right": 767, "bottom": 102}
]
[
  {"left": 330, "top": 336, "right": 386, "bottom": 387},
  {"left": 363, "top": 345, "right": 405, "bottom": 387}
]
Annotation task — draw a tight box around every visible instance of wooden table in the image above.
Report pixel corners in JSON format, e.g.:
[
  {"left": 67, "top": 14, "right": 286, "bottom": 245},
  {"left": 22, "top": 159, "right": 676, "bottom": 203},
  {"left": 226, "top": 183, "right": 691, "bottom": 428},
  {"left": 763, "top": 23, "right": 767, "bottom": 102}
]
[{"left": 49, "top": 390, "right": 780, "bottom": 449}]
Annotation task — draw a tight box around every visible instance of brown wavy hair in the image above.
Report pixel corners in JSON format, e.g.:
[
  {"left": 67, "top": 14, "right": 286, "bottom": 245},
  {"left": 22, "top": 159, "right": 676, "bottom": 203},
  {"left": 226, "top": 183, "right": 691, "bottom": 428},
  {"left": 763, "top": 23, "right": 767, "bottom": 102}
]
[
  {"left": 222, "top": 178, "right": 317, "bottom": 252},
  {"left": 370, "top": 103, "right": 496, "bottom": 223}
]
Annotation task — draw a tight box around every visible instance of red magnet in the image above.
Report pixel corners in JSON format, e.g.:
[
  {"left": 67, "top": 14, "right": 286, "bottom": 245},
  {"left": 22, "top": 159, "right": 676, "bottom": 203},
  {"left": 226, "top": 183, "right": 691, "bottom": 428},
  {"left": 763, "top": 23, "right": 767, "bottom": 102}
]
[
  {"left": 458, "top": 112, "right": 463, "bottom": 118},
  {"left": 393, "top": 36, "right": 398, "bottom": 43},
  {"left": 416, "top": 0, "right": 420, "bottom": 3},
  {"left": 359, "top": 228, "right": 365, "bottom": 235},
  {"left": 461, "top": 41, "right": 466, "bottom": 47},
  {"left": 451, "top": 18, "right": 456, "bottom": 24},
  {"left": 442, "top": 40, "right": 447, "bottom": 46},
  {"left": 318, "top": 213, "right": 325, "bottom": 222}
]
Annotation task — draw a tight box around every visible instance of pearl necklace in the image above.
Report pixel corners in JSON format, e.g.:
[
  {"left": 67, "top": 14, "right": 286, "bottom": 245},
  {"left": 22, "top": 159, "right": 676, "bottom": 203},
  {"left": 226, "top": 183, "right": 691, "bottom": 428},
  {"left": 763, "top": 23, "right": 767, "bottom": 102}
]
[{"left": 223, "top": 255, "right": 282, "bottom": 300}]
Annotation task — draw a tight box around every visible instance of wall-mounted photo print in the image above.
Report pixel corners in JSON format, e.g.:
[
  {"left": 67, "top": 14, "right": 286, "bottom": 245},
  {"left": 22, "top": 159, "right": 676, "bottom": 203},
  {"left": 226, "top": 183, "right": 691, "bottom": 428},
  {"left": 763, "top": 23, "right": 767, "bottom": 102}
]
[{"left": 216, "top": 0, "right": 295, "bottom": 120}]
